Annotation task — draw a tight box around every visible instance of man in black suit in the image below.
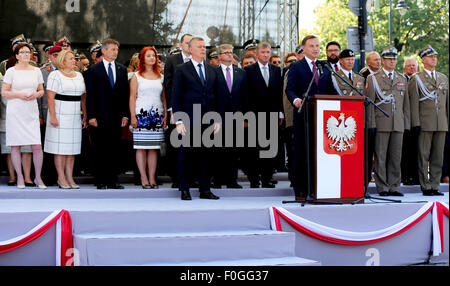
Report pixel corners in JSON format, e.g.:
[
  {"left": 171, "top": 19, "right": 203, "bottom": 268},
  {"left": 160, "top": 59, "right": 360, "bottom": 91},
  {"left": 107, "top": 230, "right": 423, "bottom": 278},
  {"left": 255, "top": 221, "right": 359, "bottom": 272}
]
[
  {"left": 86, "top": 38, "right": 129, "bottom": 189},
  {"left": 244, "top": 41, "right": 283, "bottom": 188},
  {"left": 212, "top": 43, "right": 248, "bottom": 189},
  {"left": 172, "top": 37, "right": 220, "bottom": 201},
  {"left": 163, "top": 34, "right": 192, "bottom": 188},
  {"left": 286, "top": 35, "right": 337, "bottom": 200}
]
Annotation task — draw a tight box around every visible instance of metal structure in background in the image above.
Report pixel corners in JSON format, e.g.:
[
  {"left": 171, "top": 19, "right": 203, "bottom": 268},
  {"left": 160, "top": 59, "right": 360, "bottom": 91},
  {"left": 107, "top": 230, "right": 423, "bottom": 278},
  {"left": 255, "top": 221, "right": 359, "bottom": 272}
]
[
  {"left": 239, "top": 0, "right": 256, "bottom": 46},
  {"left": 277, "top": 0, "right": 299, "bottom": 58}
]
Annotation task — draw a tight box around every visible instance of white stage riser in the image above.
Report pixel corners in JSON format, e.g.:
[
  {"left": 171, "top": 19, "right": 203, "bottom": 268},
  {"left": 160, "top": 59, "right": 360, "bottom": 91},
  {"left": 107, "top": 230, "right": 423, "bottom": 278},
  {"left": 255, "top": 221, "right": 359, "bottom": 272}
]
[{"left": 74, "top": 231, "right": 296, "bottom": 266}]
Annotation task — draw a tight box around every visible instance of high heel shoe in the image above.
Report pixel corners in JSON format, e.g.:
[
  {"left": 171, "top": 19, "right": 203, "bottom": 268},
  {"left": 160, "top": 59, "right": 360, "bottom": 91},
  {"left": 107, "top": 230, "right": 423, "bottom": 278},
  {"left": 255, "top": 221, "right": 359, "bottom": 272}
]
[
  {"left": 57, "top": 180, "right": 71, "bottom": 189},
  {"left": 17, "top": 184, "right": 25, "bottom": 189},
  {"left": 34, "top": 179, "right": 47, "bottom": 189},
  {"left": 70, "top": 183, "right": 80, "bottom": 189}
]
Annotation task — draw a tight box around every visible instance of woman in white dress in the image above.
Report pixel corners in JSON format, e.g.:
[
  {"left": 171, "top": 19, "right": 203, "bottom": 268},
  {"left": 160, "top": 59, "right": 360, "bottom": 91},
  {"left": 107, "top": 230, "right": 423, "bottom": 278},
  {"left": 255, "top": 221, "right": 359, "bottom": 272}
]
[
  {"left": 129, "top": 46, "right": 167, "bottom": 189},
  {"left": 44, "top": 49, "right": 87, "bottom": 189},
  {"left": 1, "top": 43, "right": 46, "bottom": 189}
]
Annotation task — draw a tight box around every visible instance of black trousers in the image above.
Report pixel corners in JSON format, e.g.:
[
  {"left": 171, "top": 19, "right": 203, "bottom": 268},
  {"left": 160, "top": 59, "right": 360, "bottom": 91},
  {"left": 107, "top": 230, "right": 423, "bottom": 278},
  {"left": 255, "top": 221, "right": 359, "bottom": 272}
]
[
  {"left": 401, "top": 129, "right": 419, "bottom": 184},
  {"left": 177, "top": 146, "right": 211, "bottom": 192},
  {"left": 89, "top": 124, "right": 122, "bottom": 186}
]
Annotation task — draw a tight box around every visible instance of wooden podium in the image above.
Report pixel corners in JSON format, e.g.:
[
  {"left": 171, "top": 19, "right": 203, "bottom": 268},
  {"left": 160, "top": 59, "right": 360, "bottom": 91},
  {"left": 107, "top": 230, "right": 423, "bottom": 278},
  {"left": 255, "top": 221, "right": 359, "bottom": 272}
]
[{"left": 310, "top": 95, "right": 365, "bottom": 203}]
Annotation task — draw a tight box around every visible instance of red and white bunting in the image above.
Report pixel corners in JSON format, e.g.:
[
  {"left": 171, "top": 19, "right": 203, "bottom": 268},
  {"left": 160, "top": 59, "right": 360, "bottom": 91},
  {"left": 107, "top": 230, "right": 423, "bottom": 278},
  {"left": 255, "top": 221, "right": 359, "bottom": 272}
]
[
  {"left": 0, "top": 209, "right": 73, "bottom": 266},
  {"left": 270, "top": 202, "right": 448, "bottom": 256}
]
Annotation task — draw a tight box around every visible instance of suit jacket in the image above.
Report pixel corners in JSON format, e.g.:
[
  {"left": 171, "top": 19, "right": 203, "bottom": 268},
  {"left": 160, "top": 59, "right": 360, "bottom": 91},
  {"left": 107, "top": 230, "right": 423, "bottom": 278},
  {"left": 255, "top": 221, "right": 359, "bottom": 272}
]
[
  {"left": 365, "top": 70, "right": 410, "bottom": 132},
  {"left": 409, "top": 70, "right": 449, "bottom": 131},
  {"left": 163, "top": 53, "right": 184, "bottom": 110},
  {"left": 282, "top": 69, "right": 294, "bottom": 128},
  {"left": 86, "top": 61, "right": 129, "bottom": 128},
  {"left": 285, "top": 58, "right": 337, "bottom": 107},
  {"left": 172, "top": 60, "right": 218, "bottom": 124},
  {"left": 215, "top": 65, "right": 248, "bottom": 119},
  {"left": 244, "top": 62, "right": 283, "bottom": 115}
]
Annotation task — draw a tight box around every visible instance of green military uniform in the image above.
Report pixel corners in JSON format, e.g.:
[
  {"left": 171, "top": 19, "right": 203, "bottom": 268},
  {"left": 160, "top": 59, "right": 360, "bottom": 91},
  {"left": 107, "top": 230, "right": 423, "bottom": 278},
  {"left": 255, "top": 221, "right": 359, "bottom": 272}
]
[
  {"left": 333, "top": 69, "right": 365, "bottom": 96},
  {"left": 409, "top": 45, "right": 449, "bottom": 195},
  {"left": 365, "top": 47, "right": 411, "bottom": 195}
]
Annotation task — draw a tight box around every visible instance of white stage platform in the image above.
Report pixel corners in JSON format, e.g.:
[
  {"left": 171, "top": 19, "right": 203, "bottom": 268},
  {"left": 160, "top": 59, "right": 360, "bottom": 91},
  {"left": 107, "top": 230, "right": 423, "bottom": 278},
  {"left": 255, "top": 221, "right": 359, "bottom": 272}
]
[{"left": 0, "top": 179, "right": 448, "bottom": 266}]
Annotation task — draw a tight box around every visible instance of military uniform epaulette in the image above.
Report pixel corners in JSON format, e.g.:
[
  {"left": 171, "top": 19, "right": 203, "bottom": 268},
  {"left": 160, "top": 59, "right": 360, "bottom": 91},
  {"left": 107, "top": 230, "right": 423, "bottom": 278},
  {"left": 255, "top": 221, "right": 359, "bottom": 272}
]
[{"left": 359, "top": 67, "right": 368, "bottom": 74}]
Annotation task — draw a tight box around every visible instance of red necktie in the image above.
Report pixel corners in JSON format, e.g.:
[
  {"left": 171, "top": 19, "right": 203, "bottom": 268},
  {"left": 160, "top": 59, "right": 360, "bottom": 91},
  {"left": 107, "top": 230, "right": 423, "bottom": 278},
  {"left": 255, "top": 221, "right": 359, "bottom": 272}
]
[
  {"left": 312, "top": 61, "right": 319, "bottom": 85},
  {"left": 335, "top": 64, "right": 339, "bottom": 72}
]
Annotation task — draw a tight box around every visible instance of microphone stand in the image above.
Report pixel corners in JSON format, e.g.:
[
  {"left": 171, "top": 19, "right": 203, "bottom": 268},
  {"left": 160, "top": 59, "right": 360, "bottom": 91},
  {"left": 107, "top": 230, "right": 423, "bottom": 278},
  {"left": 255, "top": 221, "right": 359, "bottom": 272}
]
[
  {"left": 283, "top": 62, "right": 343, "bottom": 206},
  {"left": 321, "top": 63, "right": 401, "bottom": 204}
]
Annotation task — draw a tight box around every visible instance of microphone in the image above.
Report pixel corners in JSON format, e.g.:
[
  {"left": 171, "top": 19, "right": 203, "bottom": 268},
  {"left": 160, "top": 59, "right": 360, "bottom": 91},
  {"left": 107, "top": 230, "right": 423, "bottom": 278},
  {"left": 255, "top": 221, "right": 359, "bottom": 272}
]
[{"left": 318, "top": 60, "right": 331, "bottom": 72}]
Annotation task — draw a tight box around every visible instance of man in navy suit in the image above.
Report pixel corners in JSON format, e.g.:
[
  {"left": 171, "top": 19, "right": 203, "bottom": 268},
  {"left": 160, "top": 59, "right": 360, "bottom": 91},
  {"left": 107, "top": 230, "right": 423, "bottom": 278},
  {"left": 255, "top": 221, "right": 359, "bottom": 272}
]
[
  {"left": 172, "top": 37, "right": 220, "bottom": 200},
  {"left": 86, "top": 38, "right": 130, "bottom": 189},
  {"left": 244, "top": 41, "right": 283, "bottom": 188},
  {"left": 286, "top": 35, "right": 337, "bottom": 199},
  {"left": 212, "top": 43, "right": 248, "bottom": 189}
]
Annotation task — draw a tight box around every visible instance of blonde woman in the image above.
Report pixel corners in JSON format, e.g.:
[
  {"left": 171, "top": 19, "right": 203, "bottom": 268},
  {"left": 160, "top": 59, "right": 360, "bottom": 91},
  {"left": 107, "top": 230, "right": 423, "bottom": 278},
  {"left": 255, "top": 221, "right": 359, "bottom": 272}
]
[
  {"left": 44, "top": 49, "right": 87, "bottom": 189},
  {"left": 1, "top": 43, "right": 46, "bottom": 189}
]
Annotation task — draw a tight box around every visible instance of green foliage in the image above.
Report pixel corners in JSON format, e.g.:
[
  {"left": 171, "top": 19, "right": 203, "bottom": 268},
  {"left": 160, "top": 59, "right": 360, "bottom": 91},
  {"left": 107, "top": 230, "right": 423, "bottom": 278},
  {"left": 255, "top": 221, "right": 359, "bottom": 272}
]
[{"left": 301, "top": 0, "right": 449, "bottom": 75}]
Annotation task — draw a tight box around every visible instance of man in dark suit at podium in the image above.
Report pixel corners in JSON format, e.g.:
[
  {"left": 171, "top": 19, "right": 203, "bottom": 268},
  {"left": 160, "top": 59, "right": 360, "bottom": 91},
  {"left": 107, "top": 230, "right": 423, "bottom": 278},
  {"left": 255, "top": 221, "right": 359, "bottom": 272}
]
[{"left": 285, "top": 35, "right": 337, "bottom": 200}]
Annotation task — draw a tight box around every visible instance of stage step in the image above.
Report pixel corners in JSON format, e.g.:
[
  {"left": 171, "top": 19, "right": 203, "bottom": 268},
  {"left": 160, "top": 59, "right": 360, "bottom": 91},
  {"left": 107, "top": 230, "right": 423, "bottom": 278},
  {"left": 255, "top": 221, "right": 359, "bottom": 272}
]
[
  {"left": 74, "top": 230, "right": 303, "bottom": 266},
  {"left": 135, "top": 257, "right": 321, "bottom": 266}
]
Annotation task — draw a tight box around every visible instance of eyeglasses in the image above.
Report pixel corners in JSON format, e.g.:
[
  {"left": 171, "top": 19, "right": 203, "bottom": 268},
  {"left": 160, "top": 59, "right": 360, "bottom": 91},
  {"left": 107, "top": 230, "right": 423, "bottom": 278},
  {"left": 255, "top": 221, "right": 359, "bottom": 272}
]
[
  {"left": 19, "top": 51, "right": 31, "bottom": 55},
  {"left": 220, "top": 52, "right": 233, "bottom": 55},
  {"left": 327, "top": 49, "right": 340, "bottom": 53},
  {"left": 287, "top": 59, "right": 297, "bottom": 63},
  {"left": 271, "top": 60, "right": 281, "bottom": 64}
]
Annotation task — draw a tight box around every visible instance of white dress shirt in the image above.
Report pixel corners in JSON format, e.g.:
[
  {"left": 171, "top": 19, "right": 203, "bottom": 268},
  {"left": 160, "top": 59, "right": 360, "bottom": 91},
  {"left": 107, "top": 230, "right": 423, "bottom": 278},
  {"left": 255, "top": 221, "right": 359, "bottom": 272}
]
[
  {"left": 103, "top": 59, "right": 116, "bottom": 83},
  {"left": 341, "top": 68, "right": 353, "bottom": 80},
  {"left": 383, "top": 68, "right": 395, "bottom": 80},
  {"left": 191, "top": 58, "right": 206, "bottom": 81},
  {"left": 220, "top": 64, "right": 233, "bottom": 84},
  {"left": 424, "top": 68, "right": 436, "bottom": 80}
]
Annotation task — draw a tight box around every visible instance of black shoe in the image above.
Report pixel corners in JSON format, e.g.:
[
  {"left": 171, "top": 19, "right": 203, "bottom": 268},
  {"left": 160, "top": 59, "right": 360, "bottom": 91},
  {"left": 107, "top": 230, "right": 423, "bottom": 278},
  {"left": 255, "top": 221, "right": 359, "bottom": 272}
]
[
  {"left": 270, "top": 179, "right": 278, "bottom": 184},
  {"left": 181, "top": 190, "right": 192, "bottom": 200},
  {"left": 211, "top": 183, "right": 222, "bottom": 189},
  {"left": 261, "top": 182, "right": 276, "bottom": 188},
  {"left": 25, "top": 181, "right": 36, "bottom": 187},
  {"left": 422, "top": 189, "right": 434, "bottom": 196},
  {"left": 200, "top": 191, "right": 220, "bottom": 200},
  {"left": 431, "top": 190, "right": 444, "bottom": 196},
  {"left": 7, "top": 180, "right": 16, "bottom": 186},
  {"left": 379, "top": 191, "right": 390, "bottom": 196},
  {"left": 250, "top": 182, "right": 260, "bottom": 188},
  {"left": 97, "top": 184, "right": 107, "bottom": 189},
  {"left": 389, "top": 191, "right": 404, "bottom": 197},
  {"left": 226, "top": 182, "right": 243, "bottom": 189},
  {"left": 107, "top": 184, "right": 124, "bottom": 189}
]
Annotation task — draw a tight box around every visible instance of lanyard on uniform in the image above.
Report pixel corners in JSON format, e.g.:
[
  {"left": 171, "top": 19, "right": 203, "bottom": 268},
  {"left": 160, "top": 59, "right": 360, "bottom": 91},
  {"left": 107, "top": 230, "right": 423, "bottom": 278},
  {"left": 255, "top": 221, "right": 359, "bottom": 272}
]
[
  {"left": 414, "top": 74, "right": 439, "bottom": 113},
  {"left": 371, "top": 75, "right": 396, "bottom": 112}
]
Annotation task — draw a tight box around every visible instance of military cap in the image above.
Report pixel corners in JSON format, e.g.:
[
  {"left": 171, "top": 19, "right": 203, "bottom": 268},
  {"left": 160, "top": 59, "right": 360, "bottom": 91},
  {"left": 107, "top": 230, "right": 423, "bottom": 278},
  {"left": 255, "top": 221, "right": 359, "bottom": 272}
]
[
  {"left": 243, "top": 39, "right": 260, "bottom": 51},
  {"left": 418, "top": 45, "right": 438, "bottom": 58},
  {"left": 56, "top": 36, "right": 71, "bottom": 47},
  {"left": 74, "top": 49, "right": 80, "bottom": 60},
  {"left": 11, "top": 34, "right": 27, "bottom": 47},
  {"left": 208, "top": 49, "right": 218, "bottom": 59},
  {"left": 89, "top": 40, "right": 102, "bottom": 54},
  {"left": 380, "top": 46, "right": 398, "bottom": 59},
  {"left": 43, "top": 42, "right": 54, "bottom": 53},
  {"left": 295, "top": 45, "right": 303, "bottom": 54},
  {"left": 48, "top": 45, "right": 62, "bottom": 54},
  {"left": 339, "top": 49, "right": 355, "bottom": 59},
  {"left": 168, "top": 46, "right": 181, "bottom": 55}
]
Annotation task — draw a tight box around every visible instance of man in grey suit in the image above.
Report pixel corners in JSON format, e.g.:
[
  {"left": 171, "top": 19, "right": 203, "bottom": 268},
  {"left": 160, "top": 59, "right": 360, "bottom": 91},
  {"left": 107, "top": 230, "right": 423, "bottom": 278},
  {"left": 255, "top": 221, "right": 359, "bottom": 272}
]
[
  {"left": 409, "top": 45, "right": 448, "bottom": 196},
  {"left": 365, "top": 47, "right": 410, "bottom": 196}
]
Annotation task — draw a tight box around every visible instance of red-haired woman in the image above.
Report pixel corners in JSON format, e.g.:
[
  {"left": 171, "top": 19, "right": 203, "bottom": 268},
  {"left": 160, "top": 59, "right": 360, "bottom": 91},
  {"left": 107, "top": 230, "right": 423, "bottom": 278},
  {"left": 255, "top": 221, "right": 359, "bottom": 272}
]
[{"left": 129, "top": 47, "right": 167, "bottom": 189}]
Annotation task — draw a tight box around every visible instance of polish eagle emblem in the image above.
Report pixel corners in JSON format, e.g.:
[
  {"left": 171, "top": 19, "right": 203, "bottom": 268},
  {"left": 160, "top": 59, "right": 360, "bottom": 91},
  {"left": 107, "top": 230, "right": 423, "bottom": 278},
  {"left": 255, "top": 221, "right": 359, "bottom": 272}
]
[{"left": 326, "top": 113, "right": 357, "bottom": 152}]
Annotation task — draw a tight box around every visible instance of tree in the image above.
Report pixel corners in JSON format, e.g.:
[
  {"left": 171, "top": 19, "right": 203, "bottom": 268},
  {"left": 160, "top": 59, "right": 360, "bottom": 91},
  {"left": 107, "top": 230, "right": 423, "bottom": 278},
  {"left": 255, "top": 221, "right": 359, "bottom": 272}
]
[{"left": 301, "top": 0, "right": 449, "bottom": 74}]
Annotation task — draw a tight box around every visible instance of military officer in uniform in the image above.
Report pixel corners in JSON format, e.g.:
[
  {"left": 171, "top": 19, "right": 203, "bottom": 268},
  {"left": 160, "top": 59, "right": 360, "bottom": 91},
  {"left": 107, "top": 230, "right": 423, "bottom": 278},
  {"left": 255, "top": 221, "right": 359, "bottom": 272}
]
[
  {"left": 243, "top": 39, "right": 259, "bottom": 56},
  {"left": 89, "top": 40, "right": 102, "bottom": 64},
  {"left": 332, "top": 49, "right": 365, "bottom": 96},
  {"left": 365, "top": 47, "right": 410, "bottom": 196},
  {"left": 409, "top": 45, "right": 448, "bottom": 196}
]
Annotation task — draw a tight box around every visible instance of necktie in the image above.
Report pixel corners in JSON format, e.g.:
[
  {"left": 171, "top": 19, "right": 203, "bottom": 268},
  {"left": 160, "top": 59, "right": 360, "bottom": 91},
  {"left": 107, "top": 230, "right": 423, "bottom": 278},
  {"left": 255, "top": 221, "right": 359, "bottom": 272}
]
[
  {"left": 335, "top": 64, "right": 339, "bottom": 72},
  {"left": 348, "top": 72, "right": 352, "bottom": 81},
  {"left": 226, "top": 67, "right": 232, "bottom": 93},
  {"left": 388, "top": 72, "right": 393, "bottom": 81},
  {"left": 108, "top": 63, "right": 115, "bottom": 88},
  {"left": 198, "top": 63, "right": 205, "bottom": 86},
  {"left": 432, "top": 71, "right": 436, "bottom": 81},
  {"left": 262, "top": 66, "right": 269, "bottom": 87},
  {"left": 312, "top": 61, "right": 319, "bottom": 85}
]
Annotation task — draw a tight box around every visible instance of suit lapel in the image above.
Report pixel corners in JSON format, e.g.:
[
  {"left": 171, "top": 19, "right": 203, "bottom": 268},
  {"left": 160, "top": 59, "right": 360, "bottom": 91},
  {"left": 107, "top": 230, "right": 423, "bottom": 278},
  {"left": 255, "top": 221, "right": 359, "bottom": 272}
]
[{"left": 187, "top": 61, "right": 204, "bottom": 87}]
